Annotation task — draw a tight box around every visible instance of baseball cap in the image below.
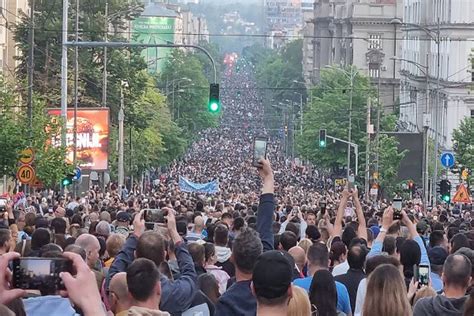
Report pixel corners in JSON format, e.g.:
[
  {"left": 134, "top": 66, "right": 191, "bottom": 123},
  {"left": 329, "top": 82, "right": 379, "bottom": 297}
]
[
  {"left": 252, "top": 250, "right": 293, "bottom": 299},
  {"left": 428, "top": 246, "right": 448, "bottom": 266},
  {"left": 116, "top": 212, "right": 131, "bottom": 223}
]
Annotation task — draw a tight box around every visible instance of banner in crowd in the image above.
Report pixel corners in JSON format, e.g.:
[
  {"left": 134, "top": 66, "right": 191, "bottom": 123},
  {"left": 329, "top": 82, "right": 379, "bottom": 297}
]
[
  {"left": 179, "top": 176, "right": 219, "bottom": 194},
  {"left": 47, "top": 108, "right": 110, "bottom": 170}
]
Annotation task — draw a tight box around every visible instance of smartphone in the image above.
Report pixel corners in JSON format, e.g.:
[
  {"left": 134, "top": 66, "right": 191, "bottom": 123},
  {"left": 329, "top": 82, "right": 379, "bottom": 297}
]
[
  {"left": 347, "top": 175, "right": 355, "bottom": 191},
  {"left": 12, "top": 257, "right": 73, "bottom": 291},
  {"left": 415, "top": 264, "right": 430, "bottom": 287},
  {"left": 144, "top": 209, "right": 167, "bottom": 224},
  {"left": 0, "top": 198, "right": 7, "bottom": 211},
  {"left": 253, "top": 137, "right": 268, "bottom": 167},
  {"left": 393, "top": 198, "right": 403, "bottom": 220},
  {"left": 319, "top": 201, "right": 327, "bottom": 215}
]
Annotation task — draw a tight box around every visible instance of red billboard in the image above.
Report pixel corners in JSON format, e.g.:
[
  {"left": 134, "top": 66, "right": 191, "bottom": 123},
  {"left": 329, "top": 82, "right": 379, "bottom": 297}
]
[{"left": 48, "top": 108, "right": 109, "bottom": 170}]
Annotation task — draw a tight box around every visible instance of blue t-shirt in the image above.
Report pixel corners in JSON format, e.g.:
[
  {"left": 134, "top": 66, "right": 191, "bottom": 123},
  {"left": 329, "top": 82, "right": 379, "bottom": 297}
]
[{"left": 293, "top": 276, "right": 352, "bottom": 315}]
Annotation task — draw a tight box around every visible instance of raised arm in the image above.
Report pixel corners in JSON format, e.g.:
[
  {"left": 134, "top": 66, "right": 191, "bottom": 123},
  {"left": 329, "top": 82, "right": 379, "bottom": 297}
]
[
  {"left": 256, "top": 159, "right": 275, "bottom": 252},
  {"left": 401, "top": 210, "right": 430, "bottom": 266},
  {"left": 352, "top": 189, "right": 367, "bottom": 241},
  {"left": 333, "top": 188, "right": 351, "bottom": 237},
  {"left": 367, "top": 207, "right": 393, "bottom": 258}
]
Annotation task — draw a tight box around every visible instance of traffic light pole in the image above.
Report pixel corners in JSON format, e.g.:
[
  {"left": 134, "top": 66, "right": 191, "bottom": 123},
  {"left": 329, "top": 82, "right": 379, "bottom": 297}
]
[
  {"left": 326, "top": 135, "right": 359, "bottom": 176},
  {"left": 63, "top": 41, "right": 218, "bottom": 84}
]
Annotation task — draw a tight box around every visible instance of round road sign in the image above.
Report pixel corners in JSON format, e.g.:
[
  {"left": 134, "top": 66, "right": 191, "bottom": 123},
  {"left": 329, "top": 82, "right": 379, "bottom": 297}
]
[
  {"left": 19, "top": 148, "right": 35, "bottom": 165},
  {"left": 17, "top": 165, "right": 36, "bottom": 184}
]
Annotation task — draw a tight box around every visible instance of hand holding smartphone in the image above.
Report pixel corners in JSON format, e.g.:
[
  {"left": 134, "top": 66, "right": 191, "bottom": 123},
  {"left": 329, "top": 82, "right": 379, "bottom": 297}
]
[
  {"left": 253, "top": 137, "right": 268, "bottom": 167},
  {"left": 414, "top": 264, "right": 430, "bottom": 288},
  {"left": 392, "top": 198, "right": 403, "bottom": 220},
  {"left": 12, "top": 257, "right": 73, "bottom": 292}
]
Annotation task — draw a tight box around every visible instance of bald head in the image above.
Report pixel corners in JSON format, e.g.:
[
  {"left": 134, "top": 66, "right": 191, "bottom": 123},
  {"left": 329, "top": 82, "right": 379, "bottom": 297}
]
[
  {"left": 289, "top": 246, "right": 306, "bottom": 272},
  {"left": 109, "top": 272, "right": 131, "bottom": 314},
  {"left": 443, "top": 254, "right": 472, "bottom": 289},
  {"left": 75, "top": 234, "right": 100, "bottom": 268},
  {"left": 110, "top": 272, "right": 128, "bottom": 300}
]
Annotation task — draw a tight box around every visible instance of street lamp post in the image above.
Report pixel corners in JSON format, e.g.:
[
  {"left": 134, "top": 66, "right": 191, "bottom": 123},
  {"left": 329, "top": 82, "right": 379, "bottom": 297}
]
[
  {"left": 326, "top": 66, "right": 357, "bottom": 179},
  {"left": 391, "top": 56, "right": 430, "bottom": 204},
  {"left": 391, "top": 18, "right": 441, "bottom": 204}
]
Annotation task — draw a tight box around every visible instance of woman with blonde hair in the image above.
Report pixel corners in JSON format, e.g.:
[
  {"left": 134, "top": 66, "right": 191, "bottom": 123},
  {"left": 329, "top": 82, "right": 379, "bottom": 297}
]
[
  {"left": 297, "top": 238, "right": 313, "bottom": 254},
  {"left": 287, "top": 285, "right": 311, "bottom": 316},
  {"left": 363, "top": 264, "right": 412, "bottom": 316}
]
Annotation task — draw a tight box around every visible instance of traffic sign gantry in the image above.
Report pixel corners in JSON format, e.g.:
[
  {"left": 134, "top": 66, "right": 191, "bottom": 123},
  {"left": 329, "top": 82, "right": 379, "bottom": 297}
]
[
  {"left": 440, "top": 152, "right": 455, "bottom": 168},
  {"left": 17, "top": 165, "right": 35, "bottom": 184},
  {"left": 19, "top": 148, "right": 35, "bottom": 165}
]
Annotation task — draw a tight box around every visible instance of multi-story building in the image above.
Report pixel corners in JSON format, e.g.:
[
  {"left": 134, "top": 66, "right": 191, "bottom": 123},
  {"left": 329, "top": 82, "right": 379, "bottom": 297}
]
[
  {"left": 398, "top": 0, "right": 474, "bottom": 148},
  {"left": 132, "top": 1, "right": 209, "bottom": 73},
  {"left": 303, "top": 0, "right": 403, "bottom": 109},
  {"left": 265, "top": 0, "right": 304, "bottom": 48},
  {"left": 0, "top": 0, "right": 29, "bottom": 78}
]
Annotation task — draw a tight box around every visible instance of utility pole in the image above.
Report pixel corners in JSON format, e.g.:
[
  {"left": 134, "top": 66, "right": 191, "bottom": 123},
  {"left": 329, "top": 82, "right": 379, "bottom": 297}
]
[
  {"left": 73, "top": 0, "right": 79, "bottom": 197},
  {"left": 27, "top": 0, "right": 35, "bottom": 140},
  {"left": 61, "top": 0, "right": 69, "bottom": 147},
  {"left": 347, "top": 73, "right": 354, "bottom": 179},
  {"left": 118, "top": 82, "right": 125, "bottom": 187},
  {"left": 299, "top": 93, "right": 303, "bottom": 136},
  {"left": 432, "top": 16, "right": 441, "bottom": 204},
  {"left": 365, "top": 97, "right": 371, "bottom": 200},
  {"left": 102, "top": 1, "right": 108, "bottom": 107}
]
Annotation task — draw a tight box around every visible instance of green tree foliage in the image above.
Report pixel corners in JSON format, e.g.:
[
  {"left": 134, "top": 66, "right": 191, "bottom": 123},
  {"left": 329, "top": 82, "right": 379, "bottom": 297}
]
[
  {"left": 159, "top": 49, "right": 217, "bottom": 137},
  {"left": 452, "top": 117, "right": 474, "bottom": 170},
  {"left": 0, "top": 77, "right": 70, "bottom": 188},
  {"left": 255, "top": 39, "right": 305, "bottom": 103},
  {"left": 298, "top": 66, "right": 369, "bottom": 171}
]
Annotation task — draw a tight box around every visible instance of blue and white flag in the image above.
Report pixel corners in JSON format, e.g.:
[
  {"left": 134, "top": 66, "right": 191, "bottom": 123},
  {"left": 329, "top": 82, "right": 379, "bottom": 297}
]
[{"left": 179, "top": 176, "right": 219, "bottom": 194}]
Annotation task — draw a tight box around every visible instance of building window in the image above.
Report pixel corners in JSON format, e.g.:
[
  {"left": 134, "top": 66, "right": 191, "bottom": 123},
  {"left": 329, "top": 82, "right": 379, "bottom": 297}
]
[
  {"left": 369, "top": 34, "right": 382, "bottom": 50},
  {"left": 369, "top": 65, "right": 380, "bottom": 78}
]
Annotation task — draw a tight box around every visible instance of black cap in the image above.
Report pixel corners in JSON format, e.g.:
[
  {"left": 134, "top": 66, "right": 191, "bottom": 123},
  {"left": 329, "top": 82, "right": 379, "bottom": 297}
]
[
  {"left": 116, "top": 212, "right": 131, "bottom": 223},
  {"left": 252, "top": 250, "right": 293, "bottom": 299},
  {"left": 428, "top": 246, "right": 448, "bottom": 266}
]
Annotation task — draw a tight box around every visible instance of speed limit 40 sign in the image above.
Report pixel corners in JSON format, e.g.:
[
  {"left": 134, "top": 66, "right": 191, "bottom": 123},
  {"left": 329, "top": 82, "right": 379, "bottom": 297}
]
[{"left": 17, "top": 165, "right": 36, "bottom": 184}]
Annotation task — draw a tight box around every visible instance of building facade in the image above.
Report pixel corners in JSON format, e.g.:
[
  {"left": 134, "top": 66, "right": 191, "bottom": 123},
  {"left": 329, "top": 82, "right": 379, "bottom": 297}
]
[
  {"left": 0, "top": 0, "right": 29, "bottom": 77},
  {"left": 399, "top": 0, "right": 474, "bottom": 149},
  {"left": 303, "top": 0, "right": 403, "bottom": 109},
  {"left": 265, "top": 0, "right": 304, "bottom": 49}
]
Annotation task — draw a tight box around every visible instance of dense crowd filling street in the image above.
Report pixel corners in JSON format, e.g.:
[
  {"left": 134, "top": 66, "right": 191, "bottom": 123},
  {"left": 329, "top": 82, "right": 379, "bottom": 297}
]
[{"left": 0, "top": 61, "right": 472, "bottom": 316}]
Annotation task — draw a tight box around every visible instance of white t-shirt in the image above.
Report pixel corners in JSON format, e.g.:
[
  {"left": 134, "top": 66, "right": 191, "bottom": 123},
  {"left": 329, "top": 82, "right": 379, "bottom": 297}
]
[{"left": 354, "top": 277, "right": 367, "bottom": 315}]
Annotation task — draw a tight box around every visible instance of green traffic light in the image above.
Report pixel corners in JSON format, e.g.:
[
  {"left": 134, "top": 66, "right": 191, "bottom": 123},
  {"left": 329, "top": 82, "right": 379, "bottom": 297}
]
[
  {"left": 62, "top": 178, "right": 72, "bottom": 186},
  {"left": 209, "top": 102, "right": 220, "bottom": 113},
  {"left": 319, "top": 140, "right": 326, "bottom": 147},
  {"left": 442, "top": 195, "right": 450, "bottom": 202}
]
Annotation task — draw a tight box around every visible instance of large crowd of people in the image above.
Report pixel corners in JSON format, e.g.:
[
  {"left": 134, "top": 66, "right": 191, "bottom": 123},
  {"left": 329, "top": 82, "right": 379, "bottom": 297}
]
[{"left": 0, "top": 60, "right": 472, "bottom": 316}]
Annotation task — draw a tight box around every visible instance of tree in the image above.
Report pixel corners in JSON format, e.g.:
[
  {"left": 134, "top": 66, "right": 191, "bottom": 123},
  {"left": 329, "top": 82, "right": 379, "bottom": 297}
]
[
  {"left": 159, "top": 49, "right": 217, "bottom": 137},
  {"left": 14, "top": 0, "right": 143, "bottom": 108},
  {"left": 297, "top": 66, "right": 370, "bottom": 173},
  {"left": 452, "top": 117, "right": 474, "bottom": 171},
  {"left": 0, "top": 77, "right": 70, "bottom": 189}
]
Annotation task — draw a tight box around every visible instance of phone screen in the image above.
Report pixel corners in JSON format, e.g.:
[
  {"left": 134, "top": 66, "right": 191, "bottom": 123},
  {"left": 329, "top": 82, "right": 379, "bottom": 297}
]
[
  {"left": 13, "top": 258, "right": 72, "bottom": 291},
  {"left": 393, "top": 199, "right": 402, "bottom": 211},
  {"left": 418, "top": 265, "right": 430, "bottom": 286},
  {"left": 253, "top": 138, "right": 267, "bottom": 167},
  {"left": 0, "top": 198, "right": 7, "bottom": 210}
]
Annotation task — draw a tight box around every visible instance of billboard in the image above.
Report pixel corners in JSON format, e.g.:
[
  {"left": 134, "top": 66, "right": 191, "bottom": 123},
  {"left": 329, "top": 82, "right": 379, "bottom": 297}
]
[
  {"left": 48, "top": 108, "right": 109, "bottom": 171},
  {"left": 387, "top": 132, "right": 423, "bottom": 184},
  {"left": 132, "top": 17, "right": 176, "bottom": 73}
]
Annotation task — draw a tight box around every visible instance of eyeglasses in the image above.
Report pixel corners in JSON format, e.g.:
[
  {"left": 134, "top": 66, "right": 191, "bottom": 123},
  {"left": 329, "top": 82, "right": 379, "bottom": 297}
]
[{"left": 311, "top": 304, "right": 318, "bottom": 316}]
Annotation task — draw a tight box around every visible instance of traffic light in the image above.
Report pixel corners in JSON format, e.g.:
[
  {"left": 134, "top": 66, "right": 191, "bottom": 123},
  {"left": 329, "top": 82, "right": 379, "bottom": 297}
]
[
  {"left": 408, "top": 181, "right": 415, "bottom": 194},
  {"left": 439, "top": 179, "right": 451, "bottom": 203},
  {"left": 319, "top": 129, "right": 327, "bottom": 148},
  {"left": 61, "top": 174, "right": 74, "bottom": 187},
  {"left": 208, "top": 84, "right": 220, "bottom": 113}
]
